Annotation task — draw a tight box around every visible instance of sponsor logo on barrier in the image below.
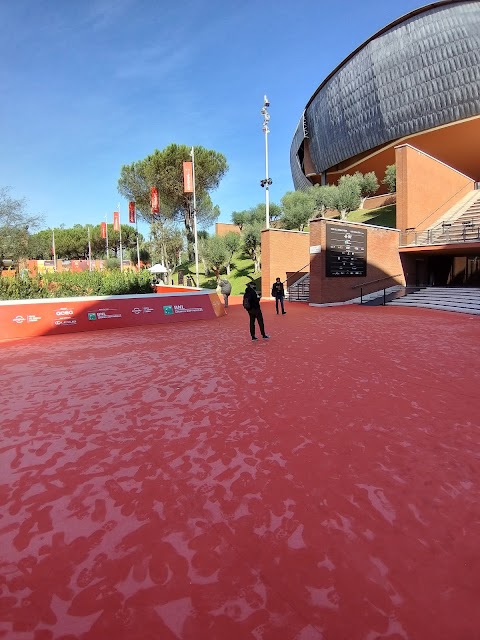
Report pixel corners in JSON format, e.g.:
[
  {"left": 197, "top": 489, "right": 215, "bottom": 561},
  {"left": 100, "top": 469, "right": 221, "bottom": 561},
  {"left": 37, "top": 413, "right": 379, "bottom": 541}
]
[
  {"left": 173, "top": 304, "right": 203, "bottom": 314},
  {"left": 89, "top": 308, "right": 122, "bottom": 320},
  {"left": 163, "top": 305, "right": 173, "bottom": 315},
  {"left": 55, "top": 319, "right": 77, "bottom": 326},
  {"left": 13, "top": 315, "right": 25, "bottom": 324},
  {"left": 133, "top": 306, "right": 154, "bottom": 315},
  {"left": 27, "top": 315, "right": 41, "bottom": 322},
  {"left": 55, "top": 308, "right": 74, "bottom": 316}
]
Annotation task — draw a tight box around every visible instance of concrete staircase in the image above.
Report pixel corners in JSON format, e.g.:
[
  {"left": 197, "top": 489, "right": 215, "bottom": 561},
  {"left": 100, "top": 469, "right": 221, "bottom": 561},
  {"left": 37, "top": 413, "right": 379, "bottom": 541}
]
[
  {"left": 287, "top": 273, "right": 310, "bottom": 302},
  {"left": 413, "top": 191, "right": 480, "bottom": 246},
  {"left": 387, "top": 287, "right": 480, "bottom": 315}
]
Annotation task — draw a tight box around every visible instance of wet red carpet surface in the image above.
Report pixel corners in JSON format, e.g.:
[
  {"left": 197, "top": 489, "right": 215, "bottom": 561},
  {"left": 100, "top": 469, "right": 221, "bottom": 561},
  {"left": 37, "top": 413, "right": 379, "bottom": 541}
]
[{"left": 1, "top": 299, "right": 479, "bottom": 640}]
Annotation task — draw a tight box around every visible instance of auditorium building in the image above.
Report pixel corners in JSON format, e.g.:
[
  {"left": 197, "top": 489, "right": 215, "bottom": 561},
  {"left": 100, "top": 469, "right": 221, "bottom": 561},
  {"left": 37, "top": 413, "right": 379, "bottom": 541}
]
[{"left": 261, "top": 0, "right": 480, "bottom": 305}]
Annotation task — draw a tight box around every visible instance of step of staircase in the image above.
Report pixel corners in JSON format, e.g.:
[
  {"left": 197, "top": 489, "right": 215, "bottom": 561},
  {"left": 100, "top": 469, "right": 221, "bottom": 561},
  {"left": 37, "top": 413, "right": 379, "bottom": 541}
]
[
  {"left": 387, "top": 287, "right": 480, "bottom": 315},
  {"left": 287, "top": 273, "right": 310, "bottom": 302}
]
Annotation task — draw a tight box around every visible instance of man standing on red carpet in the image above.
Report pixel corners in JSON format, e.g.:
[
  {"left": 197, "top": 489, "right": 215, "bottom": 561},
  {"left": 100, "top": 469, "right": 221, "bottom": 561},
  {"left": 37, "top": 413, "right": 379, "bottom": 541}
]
[{"left": 243, "top": 282, "right": 269, "bottom": 341}]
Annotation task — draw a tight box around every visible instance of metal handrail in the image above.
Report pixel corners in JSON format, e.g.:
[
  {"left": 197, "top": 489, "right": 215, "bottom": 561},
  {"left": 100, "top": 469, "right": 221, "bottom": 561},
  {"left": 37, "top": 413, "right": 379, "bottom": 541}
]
[
  {"left": 352, "top": 274, "right": 403, "bottom": 289},
  {"left": 401, "top": 224, "right": 480, "bottom": 246},
  {"left": 284, "top": 262, "right": 310, "bottom": 285},
  {"left": 359, "top": 284, "right": 418, "bottom": 306}
]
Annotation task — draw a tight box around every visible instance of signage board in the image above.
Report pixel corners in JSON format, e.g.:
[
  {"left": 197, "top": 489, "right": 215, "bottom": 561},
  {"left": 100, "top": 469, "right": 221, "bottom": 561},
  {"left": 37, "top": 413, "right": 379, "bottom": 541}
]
[{"left": 326, "top": 224, "right": 367, "bottom": 277}]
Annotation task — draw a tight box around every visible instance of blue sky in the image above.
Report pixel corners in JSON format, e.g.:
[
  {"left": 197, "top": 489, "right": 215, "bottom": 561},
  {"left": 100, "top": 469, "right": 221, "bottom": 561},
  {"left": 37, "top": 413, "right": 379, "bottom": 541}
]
[{"left": 1, "top": 0, "right": 423, "bottom": 238}]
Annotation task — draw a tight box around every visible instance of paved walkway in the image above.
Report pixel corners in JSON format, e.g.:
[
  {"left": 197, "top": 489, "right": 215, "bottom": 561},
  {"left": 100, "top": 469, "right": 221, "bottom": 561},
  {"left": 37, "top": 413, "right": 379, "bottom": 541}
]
[{"left": 1, "top": 299, "right": 479, "bottom": 639}]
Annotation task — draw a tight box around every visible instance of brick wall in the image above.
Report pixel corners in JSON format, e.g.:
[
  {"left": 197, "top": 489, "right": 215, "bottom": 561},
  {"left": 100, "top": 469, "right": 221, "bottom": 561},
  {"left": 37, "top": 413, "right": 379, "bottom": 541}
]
[
  {"left": 309, "top": 218, "right": 405, "bottom": 304},
  {"left": 395, "top": 144, "right": 475, "bottom": 232},
  {"left": 363, "top": 194, "right": 396, "bottom": 210},
  {"left": 261, "top": 229, "right": 310, "bottom": 299},
  {"left": 215, "top": 223, "right": 241, "bottom": 237}
]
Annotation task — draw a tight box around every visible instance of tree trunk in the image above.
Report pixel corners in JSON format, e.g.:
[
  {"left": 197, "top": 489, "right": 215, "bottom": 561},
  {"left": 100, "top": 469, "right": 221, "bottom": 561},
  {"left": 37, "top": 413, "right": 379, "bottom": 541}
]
[
  {"left": 226, "top": 263, "right": 231, "bottom": 274},
  {"left": 184, "top": 208, "right": 195, "bottom": 262}
]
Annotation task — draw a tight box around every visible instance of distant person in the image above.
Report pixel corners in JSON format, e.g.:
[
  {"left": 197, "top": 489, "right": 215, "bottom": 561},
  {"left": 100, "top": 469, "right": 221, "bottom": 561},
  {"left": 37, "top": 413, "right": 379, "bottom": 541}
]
[
  {"left": 271, "top": 277, "right": 286, "bottom": 315},
  {"left": 218, "top": 278, "right": 232, "bottom": 311},
  {"left": 243, "top": 282, "right": 269, "bottom": 341}
]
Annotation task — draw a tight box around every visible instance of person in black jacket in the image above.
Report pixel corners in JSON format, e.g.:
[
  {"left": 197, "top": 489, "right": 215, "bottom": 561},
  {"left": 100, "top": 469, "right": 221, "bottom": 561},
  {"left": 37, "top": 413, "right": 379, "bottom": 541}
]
[
  {"left": 271, "top": 277, "right": 286, "bottom": 315},
  {"left": 243, "top": 282, "right": 269, "bottom": 341}
]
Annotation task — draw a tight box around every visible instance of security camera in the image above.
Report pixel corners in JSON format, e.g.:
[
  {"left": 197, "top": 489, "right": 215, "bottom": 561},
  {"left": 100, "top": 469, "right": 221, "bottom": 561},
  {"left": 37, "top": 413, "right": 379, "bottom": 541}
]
[{"left": 264, "top": 95, "right": 270, "bottom": 107}]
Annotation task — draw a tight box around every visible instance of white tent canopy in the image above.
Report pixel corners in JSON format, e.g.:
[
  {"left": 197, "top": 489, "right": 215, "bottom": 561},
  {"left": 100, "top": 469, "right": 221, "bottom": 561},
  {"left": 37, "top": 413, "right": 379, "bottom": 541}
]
[{"left": 148, "top": 264, "right": 168, "bottom": 274}]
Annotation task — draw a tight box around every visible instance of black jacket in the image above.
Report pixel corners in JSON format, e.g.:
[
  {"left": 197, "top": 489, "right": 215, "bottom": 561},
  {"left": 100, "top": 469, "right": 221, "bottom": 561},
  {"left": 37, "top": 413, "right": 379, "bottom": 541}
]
[
  {"left": 244, "top": 286, "right": 260, "bottom": 309},
  {"left": 271, "top": 281, "right": 285, "bottom": 298}
]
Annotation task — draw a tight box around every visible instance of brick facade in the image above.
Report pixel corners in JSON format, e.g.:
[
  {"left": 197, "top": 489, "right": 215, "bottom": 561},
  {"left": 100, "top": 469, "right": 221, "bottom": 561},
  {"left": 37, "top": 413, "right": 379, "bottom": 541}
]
[
  {"left": 309, "top": 218, "right": 405, "bottom": 304},
  {"left": 261, "top": 229, "right": 310, "bottom": 299},
  {"left": 215, "top": 223, "right": 241, "bottom": 237}
]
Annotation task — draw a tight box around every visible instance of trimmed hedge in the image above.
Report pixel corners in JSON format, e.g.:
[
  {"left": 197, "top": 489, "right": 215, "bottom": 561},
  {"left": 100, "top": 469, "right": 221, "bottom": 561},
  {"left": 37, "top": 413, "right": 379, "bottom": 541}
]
[{"left": 0, "top": 270, "right": 155, "bottom": 300}]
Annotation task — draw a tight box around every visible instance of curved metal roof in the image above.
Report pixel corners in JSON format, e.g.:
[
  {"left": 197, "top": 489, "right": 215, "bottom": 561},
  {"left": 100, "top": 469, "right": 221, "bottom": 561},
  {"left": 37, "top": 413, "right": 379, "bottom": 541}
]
[{"left": 291, "top": 0, "right": 480, "bottom": 188}]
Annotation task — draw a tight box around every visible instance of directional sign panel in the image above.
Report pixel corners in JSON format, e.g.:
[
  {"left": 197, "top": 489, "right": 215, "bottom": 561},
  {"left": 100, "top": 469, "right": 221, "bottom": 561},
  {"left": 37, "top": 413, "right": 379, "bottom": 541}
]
[{"left": 326, "top": 224, "right": 367, "bottom": 277}]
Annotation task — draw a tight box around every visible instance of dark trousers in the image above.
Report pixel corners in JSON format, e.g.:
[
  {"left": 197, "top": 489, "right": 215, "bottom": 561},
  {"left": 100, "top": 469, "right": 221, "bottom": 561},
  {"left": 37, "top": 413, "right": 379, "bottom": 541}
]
[
  {"left": 248, "top": 308, "right": 265, "bottom": 338},
  {"left": 275, "top": 295, "right": 285, "bottom": 313}
]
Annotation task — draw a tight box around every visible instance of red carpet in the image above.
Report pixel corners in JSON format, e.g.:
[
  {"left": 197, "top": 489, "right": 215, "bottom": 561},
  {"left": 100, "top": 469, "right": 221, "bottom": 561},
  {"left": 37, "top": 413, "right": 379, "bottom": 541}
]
[{"left": 1, "top": 298, "right": 479, "bottom": 639}]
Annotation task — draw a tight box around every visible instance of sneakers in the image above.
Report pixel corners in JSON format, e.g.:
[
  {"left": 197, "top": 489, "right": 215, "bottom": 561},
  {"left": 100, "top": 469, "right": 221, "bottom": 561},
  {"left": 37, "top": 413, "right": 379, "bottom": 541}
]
[
  {"left": 262, "top": 335, "right": 270, "bottom": 339},
  {"left": 282, "top": 311, "right": 286, "bottom": 315},
  {"left": 252, "top": 336, "right": 258, "bottom": 341}
]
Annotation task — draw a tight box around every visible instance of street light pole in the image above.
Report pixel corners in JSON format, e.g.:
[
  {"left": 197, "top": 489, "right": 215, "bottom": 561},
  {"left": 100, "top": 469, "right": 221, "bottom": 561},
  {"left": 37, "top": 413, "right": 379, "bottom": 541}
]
[{"left": 260, "top": 95, "right": 272, "bottom": 230}]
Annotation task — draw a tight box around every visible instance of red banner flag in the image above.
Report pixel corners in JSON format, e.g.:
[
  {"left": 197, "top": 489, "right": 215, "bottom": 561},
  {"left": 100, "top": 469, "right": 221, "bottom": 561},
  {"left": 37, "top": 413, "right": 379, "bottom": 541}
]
[
  {"left": 183, "top": 161, "right": 193, "bottom": 193},
  {"left": 151, "top": 187, "right": 159, "bottom": 214},
  {"left": 101, "top": 222, "right": 107, "bottom": 239},
  {"left": 113, "top": 211, "right": 120, "bottom": 232},
  {"left": 128, "top": 201, "right": 136, "bottom": 223}
]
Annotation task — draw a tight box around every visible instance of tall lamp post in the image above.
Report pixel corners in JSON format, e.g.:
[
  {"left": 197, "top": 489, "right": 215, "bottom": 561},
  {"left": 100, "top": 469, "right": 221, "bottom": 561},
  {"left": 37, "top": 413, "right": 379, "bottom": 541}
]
[{"left": 260, "top": 95, "right": 272, "bottom": 229}]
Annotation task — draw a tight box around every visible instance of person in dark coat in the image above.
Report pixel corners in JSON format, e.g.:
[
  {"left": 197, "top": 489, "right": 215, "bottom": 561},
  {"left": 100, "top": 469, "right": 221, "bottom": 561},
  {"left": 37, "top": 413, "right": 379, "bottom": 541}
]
[
  {"left": 218, "top": 278, "right": 232, "bottom": 310},
  {"left": 271, "top": 277, "right": 286, "bottom": 315},
  {"left": 243, "top": 282, "right": 269, "bottom": 341}
]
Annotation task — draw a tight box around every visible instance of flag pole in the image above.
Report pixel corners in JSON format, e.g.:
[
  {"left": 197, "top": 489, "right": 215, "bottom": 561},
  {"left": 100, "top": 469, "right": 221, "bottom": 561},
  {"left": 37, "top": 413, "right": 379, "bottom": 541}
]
[
  {"left": 136, "top": 216, "right": 141, "bottom": 271},
  {"left": 105, "top": 214, "right": 109, "bottom": 259},
  {"left": 52, "top": 229, "right": 57, "bottom": 271},
  {"left": 87, "top": 226, "right": 93, "bottom": 271},
  {"left": 191, "top": 146, "right": 199, "bottom": 287},
  {"left": 118, "top": 203, "right": 123, "bottom": 272}
]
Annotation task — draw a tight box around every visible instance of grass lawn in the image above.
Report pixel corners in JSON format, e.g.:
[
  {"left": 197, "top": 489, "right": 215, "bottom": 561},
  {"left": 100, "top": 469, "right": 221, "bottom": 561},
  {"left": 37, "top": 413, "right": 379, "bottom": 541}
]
[
  {"left": 172, "top": 252, "right": 259, "bottom": 294},
  {"left": 346, "top": 204, "right": 396, "bottom": 227}
]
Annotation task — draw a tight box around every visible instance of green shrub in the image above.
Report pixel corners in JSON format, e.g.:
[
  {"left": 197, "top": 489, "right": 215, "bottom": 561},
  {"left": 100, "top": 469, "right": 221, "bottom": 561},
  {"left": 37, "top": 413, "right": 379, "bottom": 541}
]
[{"left": 0, "top": 270, "right": 154, "bottom": 300}]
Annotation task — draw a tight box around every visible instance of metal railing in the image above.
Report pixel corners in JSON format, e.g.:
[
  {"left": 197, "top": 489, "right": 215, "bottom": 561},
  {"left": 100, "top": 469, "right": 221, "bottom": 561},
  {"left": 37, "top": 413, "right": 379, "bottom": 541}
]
[
  {"left": 285, "top": 262, "right": 310, "bottom": 288},
  {"left": 352, "top": 274, "right": 403, "bottom": 305},
  {"left": 359, "top": 285, "right": 424, "bottom": 306},
  {"left": 401, "top": 223, "right": 480, "bottom": 246},
  {"left": 285, "top": 262, "right": 310, "bottom": 302},
  {"left": 288, "top": 275, "right": 310, "bottom": 301}
]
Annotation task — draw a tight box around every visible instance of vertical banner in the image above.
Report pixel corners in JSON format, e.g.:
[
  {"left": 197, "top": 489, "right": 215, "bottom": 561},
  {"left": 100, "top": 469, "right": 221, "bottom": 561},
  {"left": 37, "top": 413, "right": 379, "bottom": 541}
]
[
  {"left": 101, "top": 221, "right": 107, "bottom": 239},
  {"left": 151, "top": 187, "right": 159, "bottom": 214},
  {"left": 128, "top": 201, "right": 136, "bottom": 223},
  {"left": 113, "top": 211, "right": 120, "bottom": 232},
  {"left": 183, "top": 161, "right": 193, "bottom": 193}
]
